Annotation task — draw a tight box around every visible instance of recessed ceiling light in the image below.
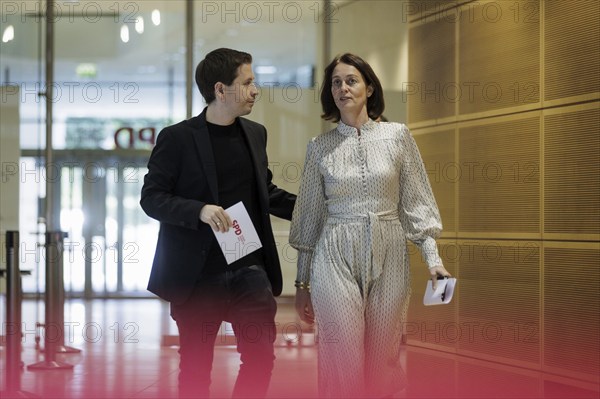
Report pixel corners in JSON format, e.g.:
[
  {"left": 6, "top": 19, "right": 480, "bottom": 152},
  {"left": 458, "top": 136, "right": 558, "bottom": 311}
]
[
  {"left": 152, "top": 10, "right": 161, "bottom": 26},
  {"left": 120, "top": 25, "right": 130, "bottom": 43},
  {"left": 2, "top": 25, "right": 14, "bottom": 43},
  {"left": 135, "top": 17, "right": 144, "bottom": 34}
]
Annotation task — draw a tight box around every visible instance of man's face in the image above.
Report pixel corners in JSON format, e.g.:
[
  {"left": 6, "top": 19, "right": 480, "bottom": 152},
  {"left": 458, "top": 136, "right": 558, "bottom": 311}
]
[{"left": 222, "top": 63, "right": 258, "bottom": 117}]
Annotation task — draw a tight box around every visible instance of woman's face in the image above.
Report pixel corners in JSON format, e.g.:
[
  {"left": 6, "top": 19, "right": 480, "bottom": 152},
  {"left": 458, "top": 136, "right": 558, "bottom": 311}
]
[{"left": 330, "top": 62, "right": 372, "bottom": 116}]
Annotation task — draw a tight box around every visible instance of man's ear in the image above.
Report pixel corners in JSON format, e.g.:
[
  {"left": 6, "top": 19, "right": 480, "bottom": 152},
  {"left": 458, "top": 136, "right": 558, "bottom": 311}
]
[{"left": 215, "top": 83, "right": 225, "bottom": 97}]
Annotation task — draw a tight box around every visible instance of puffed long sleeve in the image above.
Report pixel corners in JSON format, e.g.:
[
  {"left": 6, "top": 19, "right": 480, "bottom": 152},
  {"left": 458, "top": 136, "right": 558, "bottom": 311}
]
[
  {"left": 289, "top": 139, "right": 327, "bottom": 282},
  {"left": 398, "top": 127, "right": 444, "bottom": 268}
]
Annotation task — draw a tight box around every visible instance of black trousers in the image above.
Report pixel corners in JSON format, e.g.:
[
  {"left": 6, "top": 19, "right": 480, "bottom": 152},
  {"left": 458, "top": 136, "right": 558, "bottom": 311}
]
[{"left": 171, "top": 265, "right": 277, "bottom": 398}]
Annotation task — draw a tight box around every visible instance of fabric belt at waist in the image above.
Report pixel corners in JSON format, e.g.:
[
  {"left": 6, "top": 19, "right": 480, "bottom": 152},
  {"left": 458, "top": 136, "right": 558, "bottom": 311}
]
[{"left": 327, "top": 209, "right": 399, "bottom": 282}]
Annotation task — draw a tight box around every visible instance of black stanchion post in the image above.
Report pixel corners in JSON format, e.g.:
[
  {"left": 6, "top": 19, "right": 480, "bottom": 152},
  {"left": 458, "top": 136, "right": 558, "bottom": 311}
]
[
  {"left": 27, "top": 0, "right": 74, "bottom": 373},
  {"left": 54, "top": 232, "right": 80, "bottom": 354},
  {"left": 0, "top": 231, "right": 38, "bottom": 397},
  {"left": 27, "top": 232, "right": 73, "bottom": 371}
]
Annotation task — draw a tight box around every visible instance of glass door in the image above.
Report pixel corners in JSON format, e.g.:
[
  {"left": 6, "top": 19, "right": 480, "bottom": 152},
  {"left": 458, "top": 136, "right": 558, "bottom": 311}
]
[
  {"left": 59, "top": 151, "right": 157, "bottom": 298},
  {"left": 20, "top": 150, "right": 157, "bottom": 298}
]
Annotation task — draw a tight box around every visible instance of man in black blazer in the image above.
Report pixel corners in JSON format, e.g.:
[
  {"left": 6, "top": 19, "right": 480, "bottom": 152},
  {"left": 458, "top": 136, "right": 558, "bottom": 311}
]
[{"left": 140, "top": 48, "right": 296, "bottom": 398}]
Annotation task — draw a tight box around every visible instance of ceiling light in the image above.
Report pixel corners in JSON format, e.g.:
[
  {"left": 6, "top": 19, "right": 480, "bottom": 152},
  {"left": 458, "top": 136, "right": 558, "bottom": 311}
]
[
  {"left": 135, "top": 16, "right": 144, "bottom": 34},
  {"left": 120, "top": 25, "right": 129, "bottom": 43},
  {"left": 2, "top": 25, "right": 14, "bottom": 43},
  {"left": 152, "top": 10, "right": 161, "bottom": 26}
]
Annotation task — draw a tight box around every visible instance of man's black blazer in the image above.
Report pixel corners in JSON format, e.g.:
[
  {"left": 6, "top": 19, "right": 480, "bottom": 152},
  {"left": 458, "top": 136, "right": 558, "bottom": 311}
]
[{"left": 140, "top": 108, "right": 296, "bottom": 305}]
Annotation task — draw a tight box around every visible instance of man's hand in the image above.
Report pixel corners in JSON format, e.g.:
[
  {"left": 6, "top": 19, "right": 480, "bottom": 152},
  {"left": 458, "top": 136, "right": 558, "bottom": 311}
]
[{"left": 199, "top": 205, "right": 232, "bottom": 233}]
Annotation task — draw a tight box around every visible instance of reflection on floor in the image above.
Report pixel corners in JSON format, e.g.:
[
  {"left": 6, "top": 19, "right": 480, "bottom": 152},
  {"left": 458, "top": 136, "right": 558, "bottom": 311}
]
[{"left": 0, "top": 298, "right": 598, "bottom": 398}]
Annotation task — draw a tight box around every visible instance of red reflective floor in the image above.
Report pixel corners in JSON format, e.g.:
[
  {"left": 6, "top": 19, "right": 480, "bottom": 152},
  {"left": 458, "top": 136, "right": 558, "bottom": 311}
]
[{"left": 0, "top": 298, "right": 598, "bottom": 398}]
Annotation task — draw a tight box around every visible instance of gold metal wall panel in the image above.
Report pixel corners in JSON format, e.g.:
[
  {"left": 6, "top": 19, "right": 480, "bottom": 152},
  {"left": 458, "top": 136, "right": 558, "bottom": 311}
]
[
  {"left": 459, "top": 116, "right": 540, "bottom": 233},
  {"left": 413, "top": 129, "right": 457, "bottom": 233},
  {"left": 457, "top": 240, "right": 541, "bottom": 365},
  {"left": 407, "top": 0, "right": 599, "bottom": 384},
  {"left": 543, "top": 244, "right": 600, "bottom": 379},
  {"left": 408, "top": 18, "right": 455, "bottom": 123},
  {"left": 544, "top": 107, "right": 600, "bottom": 235},
  {"left": 544, "top": 0, "right": 600, "bottom": 102},
  {"left": 407, "top": 0, "right": 469, "bottom": 23},
  {"left": 459, "top": 1, "right": 540, "bottom": 115},
  {"left": 457, "top": 363, "right": 542, "bottom": 397}
]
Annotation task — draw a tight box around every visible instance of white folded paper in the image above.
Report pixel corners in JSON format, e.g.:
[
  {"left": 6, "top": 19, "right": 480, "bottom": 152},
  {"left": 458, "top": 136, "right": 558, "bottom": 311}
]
[
  {"left": 212, "top": 201, "right": 262, "bottom": 265},
  {"left": 423, "top": 277, "right": 457, "bottom": 306}
]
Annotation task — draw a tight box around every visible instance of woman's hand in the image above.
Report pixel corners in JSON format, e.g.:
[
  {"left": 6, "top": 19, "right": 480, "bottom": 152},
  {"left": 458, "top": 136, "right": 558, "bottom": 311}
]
[
  {"left": 429, "top": 265, "right": 452, "bottom": 290},
  {"left": 295, "top": 288, "right": 315, "bottom": 324}
]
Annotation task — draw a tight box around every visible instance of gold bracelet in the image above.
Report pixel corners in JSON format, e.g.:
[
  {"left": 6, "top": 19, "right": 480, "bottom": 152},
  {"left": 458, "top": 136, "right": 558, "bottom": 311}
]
[{"left": 294, "top": 280, "right": 310, "bottom": 290}]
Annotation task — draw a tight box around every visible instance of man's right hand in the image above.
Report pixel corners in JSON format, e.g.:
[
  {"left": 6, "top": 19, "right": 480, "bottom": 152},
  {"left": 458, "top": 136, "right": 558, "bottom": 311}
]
[{"left": 199, "top": 204, "right": 232, "bottom": 233}]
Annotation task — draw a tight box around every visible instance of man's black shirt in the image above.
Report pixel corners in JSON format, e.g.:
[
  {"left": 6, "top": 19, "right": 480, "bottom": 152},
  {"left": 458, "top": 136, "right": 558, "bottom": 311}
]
[{"left": 202, "top": 120, "right": 265, "bottom": 273}]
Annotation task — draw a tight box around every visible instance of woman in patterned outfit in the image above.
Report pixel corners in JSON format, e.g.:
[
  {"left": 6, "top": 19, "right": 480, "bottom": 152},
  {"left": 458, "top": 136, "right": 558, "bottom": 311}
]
[{"left": 289, "top": 53, "right": 451, "bottom": 398}]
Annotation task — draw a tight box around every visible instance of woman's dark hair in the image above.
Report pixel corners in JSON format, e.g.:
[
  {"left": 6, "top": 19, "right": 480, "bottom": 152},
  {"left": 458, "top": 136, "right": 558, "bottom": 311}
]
[
  {"left": 195, "top": 48, "right": 253, "bottom": 104},
  {"left": 320, "top": 53, "right": 385, "bottom": 122}
]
